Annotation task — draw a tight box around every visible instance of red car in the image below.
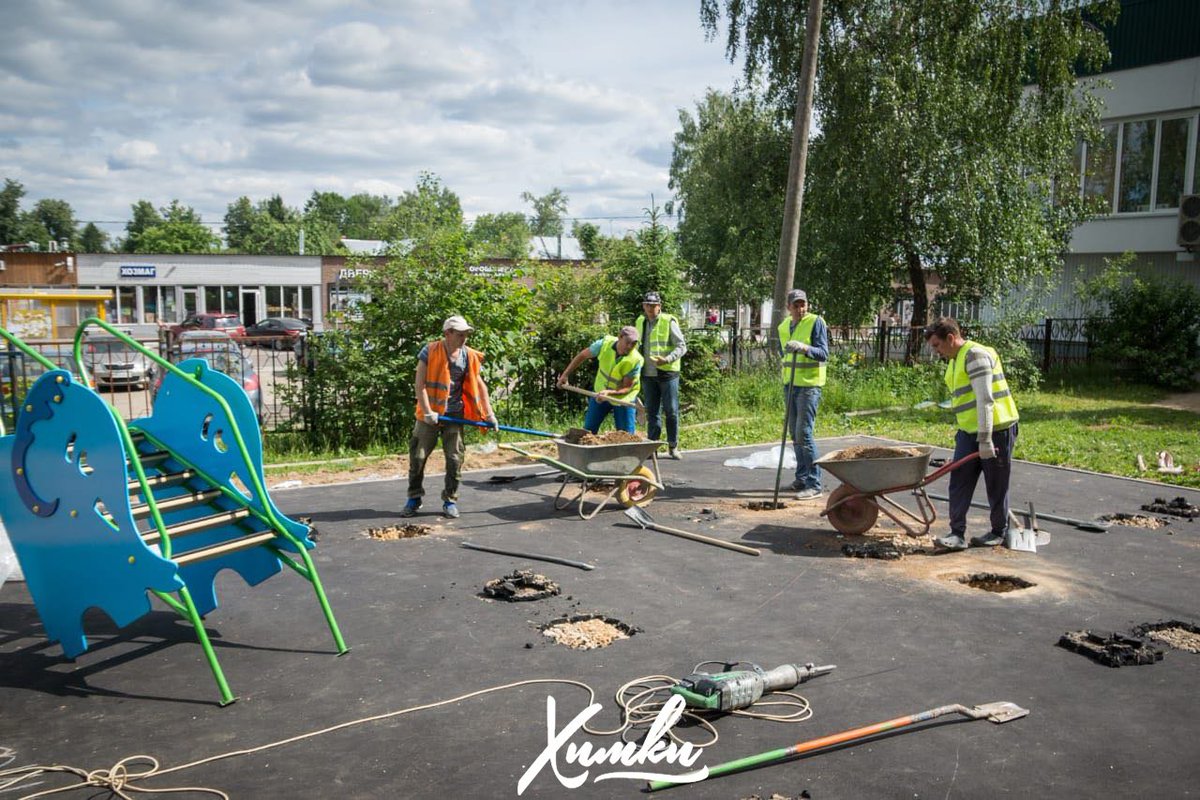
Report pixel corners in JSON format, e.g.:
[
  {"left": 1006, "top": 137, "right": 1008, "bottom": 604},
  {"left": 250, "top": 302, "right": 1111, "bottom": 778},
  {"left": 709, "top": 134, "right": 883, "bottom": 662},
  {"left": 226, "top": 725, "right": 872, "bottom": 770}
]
[{"left": 170, "top": 313, "right": 246, "bottom": 338}]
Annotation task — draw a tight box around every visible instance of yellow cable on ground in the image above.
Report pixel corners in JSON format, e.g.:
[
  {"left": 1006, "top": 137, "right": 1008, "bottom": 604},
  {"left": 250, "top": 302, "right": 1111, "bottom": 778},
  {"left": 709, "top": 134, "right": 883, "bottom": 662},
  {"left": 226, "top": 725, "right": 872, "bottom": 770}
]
[{"left": 0, "top": 674, "right": 815, "bottom": 799}]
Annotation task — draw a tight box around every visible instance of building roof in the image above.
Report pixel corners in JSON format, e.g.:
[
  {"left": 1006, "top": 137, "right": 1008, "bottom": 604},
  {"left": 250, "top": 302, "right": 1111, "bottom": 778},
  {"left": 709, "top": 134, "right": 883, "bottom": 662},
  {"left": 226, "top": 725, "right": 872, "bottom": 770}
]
[{"left": 1090, "top": 0, "right": 1200, "bottom": 74}]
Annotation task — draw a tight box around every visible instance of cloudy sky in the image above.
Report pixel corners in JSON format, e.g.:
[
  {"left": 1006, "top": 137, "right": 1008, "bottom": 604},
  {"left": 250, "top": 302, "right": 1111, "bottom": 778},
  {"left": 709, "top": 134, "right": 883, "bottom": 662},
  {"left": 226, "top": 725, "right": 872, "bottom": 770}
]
[{"left": 0, "top": 0, "right": 744, "bottom": 242}]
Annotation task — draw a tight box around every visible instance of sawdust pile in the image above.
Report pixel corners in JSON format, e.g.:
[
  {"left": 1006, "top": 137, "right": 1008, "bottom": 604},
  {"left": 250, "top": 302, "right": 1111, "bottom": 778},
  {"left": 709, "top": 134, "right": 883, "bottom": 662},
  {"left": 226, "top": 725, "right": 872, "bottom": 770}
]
[
  {"left": 565, "top": 430, "right": 645, "bottom": 445},
  {"left": 1144, "top": 626, "right": 1200, "bottom": 653},
  {"left": 366, "top": 524, "right": 431, "bottom": 540},
  {"left": 825, "top": 445, "right": 924, "bottom": 461},
  {"left": 1101, "top": 513, "right": 1170, "bottom": 529},
  {"left": 542, "top": 616, "right": 631, "bottom": 649}
]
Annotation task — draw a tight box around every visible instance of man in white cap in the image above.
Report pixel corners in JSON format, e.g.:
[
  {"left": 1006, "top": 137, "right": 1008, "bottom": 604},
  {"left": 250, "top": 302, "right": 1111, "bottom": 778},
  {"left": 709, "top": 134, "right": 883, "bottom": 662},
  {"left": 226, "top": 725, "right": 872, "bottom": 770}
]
[
  {"left": 777, "top": 288, "right": 829, "bottom": 500},
  {"left": 403, "top": 315, "right": 498, "bottom": 519},
  {"left": 634, "top": 291, "right": 687, "bottom": 459},
  {"left": 557, "top": 325, "right": 644, "bottom": 434}
]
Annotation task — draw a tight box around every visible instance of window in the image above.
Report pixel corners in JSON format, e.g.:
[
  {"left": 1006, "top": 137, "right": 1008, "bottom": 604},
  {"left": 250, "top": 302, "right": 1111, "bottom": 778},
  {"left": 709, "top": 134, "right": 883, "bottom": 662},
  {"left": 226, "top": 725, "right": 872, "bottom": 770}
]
[
  {"left": 284, "top": 286, "right": 299, "bottom": 318},
  {"left": 1118, "top": 120, "right": 1156, "bottom": 213},
  {"left": 223, "top": 286, "right": 238, "bottom": 315},
  {"left": 301, "top": 286, "right": 313, "bottom": 320},
  {"left": 118, "top": 286, "right": 136, "bottom": 323},
  {"left": 1156, "top": 117, "right": 1191, "bottom": 210},
  {"left": 266, "top": 286, "right": 282, "bottom": 317},
  {"left": 1083, "top": 124, "right": 1118, "bottom": 209},
  {"left": 204, "top": 286, "right": 221, "bottom": 313}
]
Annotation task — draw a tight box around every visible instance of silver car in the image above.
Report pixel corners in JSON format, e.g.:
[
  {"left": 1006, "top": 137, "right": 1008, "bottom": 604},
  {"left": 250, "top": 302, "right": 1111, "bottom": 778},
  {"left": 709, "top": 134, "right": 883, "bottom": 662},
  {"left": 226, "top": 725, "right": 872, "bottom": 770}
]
[{"left": 84, "top": 334, "right": 155, "bottom": 390}]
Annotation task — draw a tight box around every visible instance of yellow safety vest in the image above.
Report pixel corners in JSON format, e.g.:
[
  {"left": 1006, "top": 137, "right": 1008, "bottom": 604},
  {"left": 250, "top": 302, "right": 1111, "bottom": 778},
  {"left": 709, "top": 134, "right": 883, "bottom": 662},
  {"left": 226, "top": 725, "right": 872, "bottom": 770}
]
[
  {"left": 634, "top": 313, "right": 682, "bottom": 374},
  {"left": 944, "top": 341, "right": 1019, "bottom": 434},
  {"left": 777, "top": 315, "right": 826, "bottom": 387},
  {"left": 594, "top": 335, "right": 643, "bottom": 402}
]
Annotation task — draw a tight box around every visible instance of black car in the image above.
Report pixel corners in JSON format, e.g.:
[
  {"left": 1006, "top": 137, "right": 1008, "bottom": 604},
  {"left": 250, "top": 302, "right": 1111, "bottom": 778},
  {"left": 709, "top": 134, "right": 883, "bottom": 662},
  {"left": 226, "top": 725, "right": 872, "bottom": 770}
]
[{"left": 243, "top": 317, "right": 309, "bottom": 349}]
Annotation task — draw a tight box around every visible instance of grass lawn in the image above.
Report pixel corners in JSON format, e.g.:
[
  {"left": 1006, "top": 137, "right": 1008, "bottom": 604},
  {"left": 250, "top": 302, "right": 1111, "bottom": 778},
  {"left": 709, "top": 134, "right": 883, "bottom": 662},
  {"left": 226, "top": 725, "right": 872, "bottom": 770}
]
[{"left": 264, "top": 367, "right": 1199, "bottom": 491}]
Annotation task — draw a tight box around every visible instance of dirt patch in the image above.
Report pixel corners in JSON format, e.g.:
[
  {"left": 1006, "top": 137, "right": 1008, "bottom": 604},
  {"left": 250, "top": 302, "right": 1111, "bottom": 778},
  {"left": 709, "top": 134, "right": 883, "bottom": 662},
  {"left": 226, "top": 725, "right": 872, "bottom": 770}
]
[
  {"left": 1152, "top": 390, "right": 1200, "bottom": 414},
  {"left": 825, "top": 445, "right": 924, "bottom": 461},
  {"left": 1058, "top": 630, "right": 1163, "bottom": 667},
  {"left": 365, "top": 524, "right": 431, "bottom": 540},
  {"left": 541, "top": 614, "right": 637, "bottom": 650},
  {"left": 482, "top": 570, "right": 561, "bottom": 602},
  {"left": 1141, "top": 497, "right": 1200, "bottom": 519},
  {"left": 564, "top": 430, "right": 644, "bottom": 445},
  {"left": 958, "top": 572, "right": 1035, "bottom": 593},
  {"left": 746, "top": 500, "right": 788, "bottom": 511},
  {"left": 1132, "top": 620, "right": 1200, "bottom": 654},
  {"left": 1101, "top": 513, "right": 1170, "bottom": 530}
]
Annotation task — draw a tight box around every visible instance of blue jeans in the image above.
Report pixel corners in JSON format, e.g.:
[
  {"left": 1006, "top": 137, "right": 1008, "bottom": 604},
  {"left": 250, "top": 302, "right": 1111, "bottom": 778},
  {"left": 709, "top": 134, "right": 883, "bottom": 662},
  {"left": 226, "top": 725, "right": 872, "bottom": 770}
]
[
  {"left": 786, "top": 385, "right": 822, "bottom": 490},
  {"left": 642, "top": 373, "right": 680, "bottom": 445},
  {"left": 583, "top": 397, "right": 636, "bottom": 434},
  {"left": 948, "top": 423, "right": 1018, "bottom": 538}
]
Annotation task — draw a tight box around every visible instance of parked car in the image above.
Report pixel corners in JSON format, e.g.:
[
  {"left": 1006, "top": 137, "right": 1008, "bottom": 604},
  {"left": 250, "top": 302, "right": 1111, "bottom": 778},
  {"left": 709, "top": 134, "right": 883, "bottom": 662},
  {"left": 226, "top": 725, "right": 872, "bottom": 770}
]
[
  {"left": 170, "top": 313, "right": 246, "bottom": 338},
  {"left": 244, "top": 317, "right": 308, "bottom": 349},
  {"left": 153, "top": 331, "right": 261, "bottom": 419},
  {"left": 82, "top": 334, "right": 156, "bottom": 391}
]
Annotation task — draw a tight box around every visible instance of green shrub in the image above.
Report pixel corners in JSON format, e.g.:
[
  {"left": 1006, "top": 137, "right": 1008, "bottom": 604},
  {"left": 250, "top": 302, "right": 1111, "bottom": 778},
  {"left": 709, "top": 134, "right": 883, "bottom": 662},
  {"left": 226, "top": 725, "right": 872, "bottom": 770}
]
[{"left": 1088, "top": 278, "right": 1200, "bottom": 390}]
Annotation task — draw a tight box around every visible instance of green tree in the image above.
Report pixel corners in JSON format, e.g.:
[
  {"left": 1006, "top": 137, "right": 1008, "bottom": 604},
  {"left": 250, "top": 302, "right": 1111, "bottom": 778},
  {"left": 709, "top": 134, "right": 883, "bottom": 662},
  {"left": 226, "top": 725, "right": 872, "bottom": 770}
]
[
  {"left": 571, "top": 221, "right": 604, "bottom": 260},
  {"left": 19, "top": 198, "right": 79, "bottom": 250},
  {"left": 669, "top": 88, "right": 790, "bottom": 309},
  {"left": 343, "top": 193, "right": 393, "bottom": 239},
  {"left": 79, "top": 222, "right": 110, "bottom": 252},
  {"left": 471, "top": 212, "right": 532, "bottom": 259},
  {"left": 223, "top": 196, "right": 256, "bottom": 251},
  {"left": 122, "top": 200, "right": 163, "bottom": 252},
  {"left": 702, "top": 0, "right": 1117, "bottom": 345},
  {"left": 134, "top": 200, "right": 219, "bottom": 253},
  {"left": 0, "top": 179, "right": 25, "bottom": 245},
  {"left": 600, "top": 204, "right": 688, "bottom": 322},
  {"left": 521, "top": 188, "right": 569, "bottom": 259},
  {"left": 381, "top": 173, "right": 464, "bottom": 244}
]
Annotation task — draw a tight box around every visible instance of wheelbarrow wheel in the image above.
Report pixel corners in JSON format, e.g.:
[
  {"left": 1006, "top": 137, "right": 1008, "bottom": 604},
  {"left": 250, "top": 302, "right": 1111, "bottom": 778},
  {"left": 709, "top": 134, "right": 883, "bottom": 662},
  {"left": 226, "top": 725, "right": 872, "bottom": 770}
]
[
  {"left": 826, "top": 484, "right": 879, "bottom": 536},
  {"left": 618, "top": 466, "right": 658, "bottom": 508}
]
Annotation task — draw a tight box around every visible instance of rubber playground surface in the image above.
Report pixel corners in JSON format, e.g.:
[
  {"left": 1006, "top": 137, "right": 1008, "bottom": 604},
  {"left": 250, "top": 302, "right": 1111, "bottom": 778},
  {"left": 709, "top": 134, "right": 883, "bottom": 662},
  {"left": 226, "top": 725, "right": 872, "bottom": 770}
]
[{"left": 2, "top": 435, "right": 1198, "bottom": 798}]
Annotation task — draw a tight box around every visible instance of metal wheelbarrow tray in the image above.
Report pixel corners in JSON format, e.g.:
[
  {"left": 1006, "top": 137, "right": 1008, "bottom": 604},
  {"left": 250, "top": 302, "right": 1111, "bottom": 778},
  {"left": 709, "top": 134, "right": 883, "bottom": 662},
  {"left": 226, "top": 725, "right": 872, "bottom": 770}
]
[
  {"left": 815, "top": 446, "right": 978, "bottom": 537},
  {"left": 501, "top": 439, "right": 665, "bottom": 519}
]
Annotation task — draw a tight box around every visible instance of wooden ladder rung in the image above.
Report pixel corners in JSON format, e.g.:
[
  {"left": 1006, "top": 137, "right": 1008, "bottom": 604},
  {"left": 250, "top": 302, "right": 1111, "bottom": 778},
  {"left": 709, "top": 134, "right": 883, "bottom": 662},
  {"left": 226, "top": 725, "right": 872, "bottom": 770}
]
[
  {"left": 129, "top": 469, "right": 196, "bottom": 493},
  {"left": 82, "top": 450, "right": 169, "bottom": 477},
  {"left": 172, "top": 531, "right": 279, "bottom": 566},
  {"left": 130, "top": 488, "right": 223, "bottom": 519},
  {"left": 142, "top": 508, "right": 252, "bottom": 546}
]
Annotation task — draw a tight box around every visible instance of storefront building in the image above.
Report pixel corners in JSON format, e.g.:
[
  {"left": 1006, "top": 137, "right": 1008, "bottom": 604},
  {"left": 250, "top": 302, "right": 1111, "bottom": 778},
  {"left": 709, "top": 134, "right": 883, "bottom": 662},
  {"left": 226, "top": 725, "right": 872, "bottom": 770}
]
[{"left": 76, "top": 254, "right": 323, "bottom": 333}]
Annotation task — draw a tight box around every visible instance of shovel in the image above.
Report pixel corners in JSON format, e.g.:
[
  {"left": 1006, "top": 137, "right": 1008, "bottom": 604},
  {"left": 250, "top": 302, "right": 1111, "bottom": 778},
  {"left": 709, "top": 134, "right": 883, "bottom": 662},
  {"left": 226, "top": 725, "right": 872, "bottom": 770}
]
[
  {"left": 487, "top": 470, "right": 559, "bottom": 485},
  {"left": 623, "top": 506, "right": 760, "bottom": 556},
  {"left": 560, "top": 384, "right": 648, "bottom": 426},
  {"left": 1005, "top": 507, "right": 1037, "bottom": 553}
]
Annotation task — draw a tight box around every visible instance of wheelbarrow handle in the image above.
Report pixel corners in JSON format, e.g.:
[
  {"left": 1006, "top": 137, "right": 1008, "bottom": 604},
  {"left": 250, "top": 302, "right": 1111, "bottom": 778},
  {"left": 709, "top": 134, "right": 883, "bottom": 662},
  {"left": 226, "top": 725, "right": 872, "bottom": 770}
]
[{"left": 922, "top": 451, "right": 980, "bottom": 485}]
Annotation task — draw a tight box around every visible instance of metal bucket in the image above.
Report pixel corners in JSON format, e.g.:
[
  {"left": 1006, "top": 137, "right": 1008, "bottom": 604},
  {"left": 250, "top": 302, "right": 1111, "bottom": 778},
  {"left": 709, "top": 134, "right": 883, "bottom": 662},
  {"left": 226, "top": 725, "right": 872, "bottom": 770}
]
[
  {"left": 815, "top": 446, "right": 934, "bottom": 493},
  {"left": 554, "top": 440, "right": 662, "bottom": 476}
]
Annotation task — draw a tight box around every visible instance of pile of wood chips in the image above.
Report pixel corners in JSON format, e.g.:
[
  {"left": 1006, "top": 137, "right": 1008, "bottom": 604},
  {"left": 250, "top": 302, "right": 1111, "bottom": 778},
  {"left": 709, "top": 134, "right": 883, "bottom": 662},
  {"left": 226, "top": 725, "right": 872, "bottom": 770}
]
[
  {"left": 566, "top": 430, "right": 645, "bottom": 445},
  {"left": 365, "top": 524, "right": 431, "bottom": 540},
  {"left": 826, "top": 445, "right": 924, "bottom": 461},
  {"left": 542, "top": 616, "right": 631, "bottom": 650}
]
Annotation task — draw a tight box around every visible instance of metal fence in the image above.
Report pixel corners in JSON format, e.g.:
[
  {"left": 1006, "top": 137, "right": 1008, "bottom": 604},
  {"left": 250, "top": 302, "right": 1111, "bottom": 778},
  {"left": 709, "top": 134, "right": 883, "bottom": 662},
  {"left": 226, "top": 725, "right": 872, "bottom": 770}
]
[{"left": 1, "top": 318, "right": 1097, "bottom": 435}]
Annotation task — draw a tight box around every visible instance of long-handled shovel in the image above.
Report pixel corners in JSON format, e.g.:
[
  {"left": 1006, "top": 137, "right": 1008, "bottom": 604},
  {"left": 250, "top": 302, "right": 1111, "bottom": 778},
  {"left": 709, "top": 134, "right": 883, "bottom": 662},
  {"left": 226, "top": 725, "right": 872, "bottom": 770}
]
[
  {"left": 559, "top": 384, "right": 648, "bottom": 427},
  {"left": 623, "top": 506, "right": 760, "bottom": 557},
  {"left": 772, "top": 353, "right": 800, "bottom": 508},
  {"left": 437, "top": 415, "right": 560, "bottom": 438},
  {"left": 647, "top": 700, "right": 1029, "bottom": 791}
]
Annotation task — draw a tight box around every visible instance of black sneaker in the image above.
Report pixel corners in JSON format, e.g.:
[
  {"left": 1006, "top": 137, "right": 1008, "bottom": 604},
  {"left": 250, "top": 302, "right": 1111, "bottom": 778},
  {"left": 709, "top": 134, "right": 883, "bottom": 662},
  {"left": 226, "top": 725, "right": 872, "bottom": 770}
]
[
  {"left": 788, "top": 480, "right": 805, "bottom": 491},
  {"left": 970, "top": 531, "right": 1005, "bottom": 547},
  {"left": 400, "top": 499, "right": 421, "bottom": 518}
]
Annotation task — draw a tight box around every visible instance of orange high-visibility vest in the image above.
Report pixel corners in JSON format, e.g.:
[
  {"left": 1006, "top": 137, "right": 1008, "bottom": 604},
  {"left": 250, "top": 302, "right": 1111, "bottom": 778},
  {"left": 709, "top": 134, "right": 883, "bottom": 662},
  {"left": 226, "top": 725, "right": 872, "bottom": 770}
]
[{"left": 418, "top": 340, "right": 487, "bottom": 422}]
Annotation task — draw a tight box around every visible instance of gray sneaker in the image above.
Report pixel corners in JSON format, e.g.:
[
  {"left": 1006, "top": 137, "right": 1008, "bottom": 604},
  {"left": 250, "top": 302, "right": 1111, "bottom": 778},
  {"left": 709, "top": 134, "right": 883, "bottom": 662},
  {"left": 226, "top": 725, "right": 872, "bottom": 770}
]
[
  {"left": 668, "top": 447, "right": 682, "bottom": 460},
  {"left": 794, "top": 487, "right": 824, "bottom": 500},
  {"left": 970, "top": 531, "right": 1005, "bottom": 547},
  {"left": 935, "top": 534, "right": 968, "bottom": 551}
]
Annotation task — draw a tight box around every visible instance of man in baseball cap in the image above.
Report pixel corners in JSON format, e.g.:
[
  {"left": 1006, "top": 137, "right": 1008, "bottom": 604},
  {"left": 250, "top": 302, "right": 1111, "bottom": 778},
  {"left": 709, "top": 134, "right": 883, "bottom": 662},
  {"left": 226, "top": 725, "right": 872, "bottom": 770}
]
[
  {"left": 557, "top": 325, "right": 644, "bottom": 434},
  {"left": 404, "top": 314, "right": 498, "bottom": 520},
  {"left": 778, "top": 288, "right": 828, "bottom": 500},
  {"left": 635, "top": 290, "right": 687, "bottom": 458}
]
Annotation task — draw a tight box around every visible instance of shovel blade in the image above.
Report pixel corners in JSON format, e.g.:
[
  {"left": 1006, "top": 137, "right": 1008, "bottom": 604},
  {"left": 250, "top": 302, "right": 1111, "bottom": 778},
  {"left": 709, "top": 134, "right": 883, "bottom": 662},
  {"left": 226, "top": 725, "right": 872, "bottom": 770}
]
[
  {"left": 623, "top": 505, "right": 654, "bottom": 529},
  {"left": 975, "top": 701, "right": 1030, "bottom": 724},
  {"left": 1005, "top": 527, "right": 1037, "bottom": 553}
]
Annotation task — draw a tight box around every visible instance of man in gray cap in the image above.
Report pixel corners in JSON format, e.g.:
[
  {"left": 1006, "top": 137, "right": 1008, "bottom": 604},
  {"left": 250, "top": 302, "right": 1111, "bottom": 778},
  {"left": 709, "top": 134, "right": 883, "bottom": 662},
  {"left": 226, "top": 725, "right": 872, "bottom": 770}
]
[
  {"left": 634, "top": 291, "right": 687, "bottom": 458},
  {"left": 403, "top": 314, "right": 498, "bottom": 519},
  {"left": 777, "top": 289, "right": 829, "bottom": 499}
]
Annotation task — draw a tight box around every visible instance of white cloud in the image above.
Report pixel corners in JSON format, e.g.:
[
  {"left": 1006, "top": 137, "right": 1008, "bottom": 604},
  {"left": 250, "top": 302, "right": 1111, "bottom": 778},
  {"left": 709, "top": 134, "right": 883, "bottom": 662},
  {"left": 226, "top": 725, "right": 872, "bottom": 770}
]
[{"left": 107, "top": 139, "right": 161, "bottom": 170}]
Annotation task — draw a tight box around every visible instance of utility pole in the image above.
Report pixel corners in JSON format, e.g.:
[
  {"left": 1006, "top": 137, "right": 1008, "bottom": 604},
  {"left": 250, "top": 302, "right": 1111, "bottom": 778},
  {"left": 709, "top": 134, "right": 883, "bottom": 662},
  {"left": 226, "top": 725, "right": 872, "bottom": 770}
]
[{"left": 771, "top": 0, "right": 824, "bottom": 331}]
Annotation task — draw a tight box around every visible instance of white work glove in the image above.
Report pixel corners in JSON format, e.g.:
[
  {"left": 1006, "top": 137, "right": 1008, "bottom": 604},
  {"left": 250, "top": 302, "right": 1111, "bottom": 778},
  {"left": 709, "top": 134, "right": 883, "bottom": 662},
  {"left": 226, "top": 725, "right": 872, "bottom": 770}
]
[
  {"left": 422, "top": 411, "right": 440, "bottom": 426},
  {"left": 486, "top": 413, "right": 499, "bottom": 431},
  {"left": 978, "top": 439, "right": 997, "bottom": 460},
  {"left": 784, "top": 340, "right": 805, "bottom": 353}
]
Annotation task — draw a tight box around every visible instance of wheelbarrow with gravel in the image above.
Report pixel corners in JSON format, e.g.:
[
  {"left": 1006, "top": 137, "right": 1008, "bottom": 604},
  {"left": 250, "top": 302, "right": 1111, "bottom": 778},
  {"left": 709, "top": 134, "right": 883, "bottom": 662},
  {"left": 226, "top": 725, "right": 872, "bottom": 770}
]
[
  {"left": 815, "top": 446, "right": 979, "bottom": 536},
  {"left": 501, "top": 438, "right": 664, "bottom": 520}
]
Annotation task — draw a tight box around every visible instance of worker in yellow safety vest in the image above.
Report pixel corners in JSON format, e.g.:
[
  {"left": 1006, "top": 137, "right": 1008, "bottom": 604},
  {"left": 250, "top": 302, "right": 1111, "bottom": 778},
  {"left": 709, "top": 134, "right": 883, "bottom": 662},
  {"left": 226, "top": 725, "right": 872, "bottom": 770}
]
[
  {"left": 557, "top": 325, "right": 644, "bottom": 434},
  {"left": 777, "top": 288, "right": 829, "bottom": 500},
  {"left": 923, "top": 317, "right": 1020, "bottom": 550},
  {"left": 634, "top": 291, "right": 687, "bottom": 459}
]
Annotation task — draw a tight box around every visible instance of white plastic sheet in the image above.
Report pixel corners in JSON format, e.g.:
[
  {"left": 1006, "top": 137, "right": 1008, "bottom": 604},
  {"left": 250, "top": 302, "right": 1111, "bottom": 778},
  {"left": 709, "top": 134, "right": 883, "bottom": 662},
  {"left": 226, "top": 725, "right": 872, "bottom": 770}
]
[
  {"left": 723, "top": 445, "right": 796, "bottom": 470},
  {"left": 0, "top": 519, "right": 22, "bottom": 586}
]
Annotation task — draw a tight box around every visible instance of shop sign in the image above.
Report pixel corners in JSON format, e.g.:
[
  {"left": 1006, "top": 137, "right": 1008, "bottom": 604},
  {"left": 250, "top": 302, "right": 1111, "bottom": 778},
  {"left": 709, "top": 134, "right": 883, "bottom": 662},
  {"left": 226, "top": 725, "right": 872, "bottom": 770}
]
[{"left": 119, "top": 265, "right": 157, "bottom": 278}]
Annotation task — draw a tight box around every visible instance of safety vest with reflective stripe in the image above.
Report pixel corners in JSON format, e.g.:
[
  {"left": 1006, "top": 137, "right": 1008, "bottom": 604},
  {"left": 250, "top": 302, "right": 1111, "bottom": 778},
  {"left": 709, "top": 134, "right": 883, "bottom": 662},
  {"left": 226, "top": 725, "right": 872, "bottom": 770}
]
[
  {"left": 594, "top": 335, "right": 643, "bottom": 402},
  {"left": 943, "top": 341, "right": 1019, "bottom": 434},
  {"left": 634, "top": 313, "right": 682, "bottom": 374},
  {"left": 777, "top": 315, "right": 826, "bottom": 387},
  {"left": 417, "top": 341, "right": 487, "bottom": 422}
]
